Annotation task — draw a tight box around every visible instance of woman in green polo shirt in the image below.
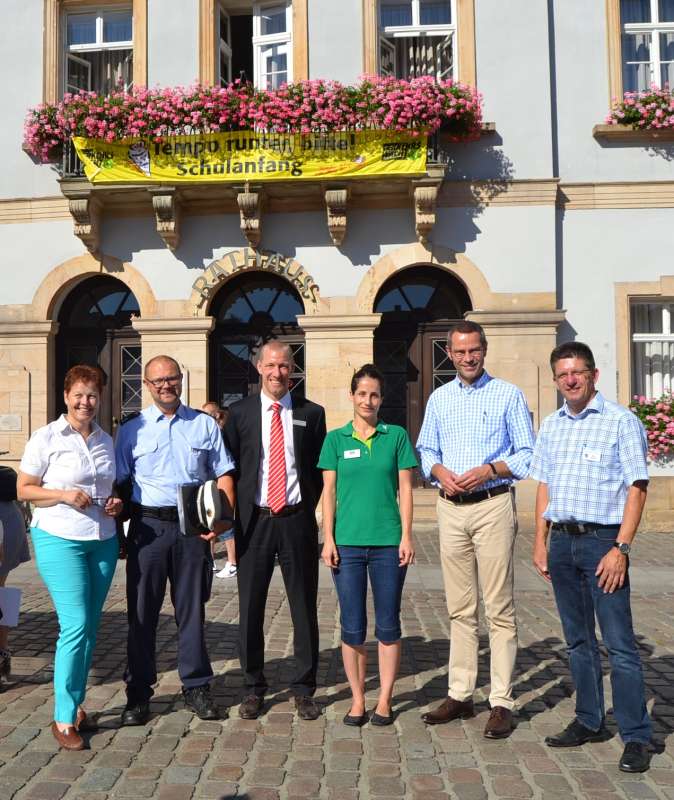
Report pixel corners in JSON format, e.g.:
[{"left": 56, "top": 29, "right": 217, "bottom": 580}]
[{"left": 319, "top": 364, "right": 417, "bottom": 727}]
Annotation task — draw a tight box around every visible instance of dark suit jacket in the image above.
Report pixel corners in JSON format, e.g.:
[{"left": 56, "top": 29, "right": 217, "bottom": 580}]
[{"left": 223, "top": 393, "right": 327, "bottom": 536}]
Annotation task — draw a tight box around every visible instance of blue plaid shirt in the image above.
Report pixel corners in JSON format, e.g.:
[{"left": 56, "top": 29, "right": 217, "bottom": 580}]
[
  {"left": 529, "top": 392, "right": 649, "bottom": 525},
  {"left": 416, "top": 371, "right": 534, "bottom": 488}
]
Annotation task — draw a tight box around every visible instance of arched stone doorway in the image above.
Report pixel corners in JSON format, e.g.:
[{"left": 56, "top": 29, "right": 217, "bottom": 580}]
[
  {"left": 374, "top": 264, "right": 472, "bottom": 444},
  {"left": 208, "top": 271, "right": 306, "bottom": 407},
  {"left": 55, "top": 275, "right": 141, "bottom": 433}
]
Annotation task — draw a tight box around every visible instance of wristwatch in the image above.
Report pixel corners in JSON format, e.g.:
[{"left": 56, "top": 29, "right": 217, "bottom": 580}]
[{"left": 613, "top": 541, "right": 631, "bottom": 555}]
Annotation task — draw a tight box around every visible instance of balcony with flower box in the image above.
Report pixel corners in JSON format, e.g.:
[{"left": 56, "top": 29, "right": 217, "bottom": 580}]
[{"left": 24, "top": 78, "right": 487, "bottom": 252}]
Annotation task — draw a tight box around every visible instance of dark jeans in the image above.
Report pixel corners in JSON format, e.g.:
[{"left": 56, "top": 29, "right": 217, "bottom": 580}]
[
  {"left": 124, "top": 515, "right": 214, "bottom": 702},
  {"left": 549, "top": 527, "right": 651, "bottom": 744},
  {"left": 236, "top": 507, "right": 319, "bottom": 697},
  {"left": 332, "top": 545, "right": 407, "bottom": 646}
]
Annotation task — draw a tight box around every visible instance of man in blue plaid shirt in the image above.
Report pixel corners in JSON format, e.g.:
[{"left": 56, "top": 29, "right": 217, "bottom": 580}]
[
  {"left": 417, "top": 321, "right": 534, "bottom": 739},
  {"left": 531, "top": 341, "right": 651, "bottom": 774}
]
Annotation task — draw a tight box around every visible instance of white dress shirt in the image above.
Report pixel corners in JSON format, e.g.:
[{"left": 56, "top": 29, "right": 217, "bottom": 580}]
[
  {"left": 256, "top": 390, "right": 302, "bottom": 507},
  {"left": 20, "top": 415, "right": 116, "bottom": 541}
]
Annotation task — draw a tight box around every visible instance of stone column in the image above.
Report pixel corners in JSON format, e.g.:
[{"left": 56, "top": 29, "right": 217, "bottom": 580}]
[
  {"left": 297, "top": 314, "right": 382, "bottom": 430},
  {"left": 0, "top": 321, "right": 59, "bottom": 460},
  {"left": 132, "top": 317, "right": 215, "bottom": 409}
]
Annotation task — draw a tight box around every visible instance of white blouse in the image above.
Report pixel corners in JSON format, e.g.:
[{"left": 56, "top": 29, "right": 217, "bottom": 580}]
[{"left": 20, "top": 415, "right": 116, "bottom": 541}]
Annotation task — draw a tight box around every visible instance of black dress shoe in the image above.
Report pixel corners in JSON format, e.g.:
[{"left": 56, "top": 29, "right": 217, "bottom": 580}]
[
  {"left": 121, "top": 701, "right": 150, "bottom": 726},
  {"left": 182, "top": 685, "right": 220, "bottom": 720},
  {"left": 619, "top": 742, "right": 650, "bottom": 773},
  {"left": 545, "top": 719, "right": 608, "bottom": 747},
  {"left": 370, "top": 710, "right": 394, "bottom": 726},
  {"left": 295, "top": 695, "right": 321, "bottom": 721},
  {"left": 239, "top": 694, "right": 264, "bottom": 720},
  {"left": 343, "top": 712, "right": 367, "bottom": 727}
]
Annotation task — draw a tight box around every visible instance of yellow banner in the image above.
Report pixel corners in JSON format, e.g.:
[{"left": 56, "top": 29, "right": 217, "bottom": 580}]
[{"left": 72, "top": 130, "right": 427, "bottom": 184}]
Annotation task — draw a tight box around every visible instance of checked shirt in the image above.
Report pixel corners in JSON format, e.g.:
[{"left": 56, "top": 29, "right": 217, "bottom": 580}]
[
  {"left": 416, "top": 371, "right": 534, "bottom": 488},
  {"left": 530, "top": 391, "right": 649, "bottom": 525}
]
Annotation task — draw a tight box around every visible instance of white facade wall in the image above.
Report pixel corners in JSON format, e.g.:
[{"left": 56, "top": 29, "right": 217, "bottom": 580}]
[
  {"left": 308, "top": 0, "right": 364, "bottom": 84},
  {"left": 147, "top": 0, "right": 200, "bottom": 86}
]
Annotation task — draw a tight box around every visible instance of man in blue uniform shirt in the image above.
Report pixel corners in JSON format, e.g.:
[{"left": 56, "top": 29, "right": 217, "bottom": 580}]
[
  {"left": 417, "top": 321, "right": 534, "bottom": 739},
  {"left": 116, "top": 355, "right": 235, "bottom": 725},
  {"left": 531, "top": 341, "right": 651, "bottom": 773}
]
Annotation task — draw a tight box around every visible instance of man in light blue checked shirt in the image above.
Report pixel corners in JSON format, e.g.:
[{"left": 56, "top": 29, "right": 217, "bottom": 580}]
[
  {"left": 531, "top": 341, "right": 651, "bottom": 774},
  {"left": 417, "top": 321, "right": 534, "bottom": 739}
]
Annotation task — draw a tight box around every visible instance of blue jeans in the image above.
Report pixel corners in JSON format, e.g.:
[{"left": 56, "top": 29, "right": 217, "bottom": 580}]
[
  {"left": 332, "top": 546, "right": 406, "bottom": 645},
  {"left": 549, "top": 527, "right": 651, "bottom": 744},
  {"left": 31, "top": 527, "right": 118, "bottom": 724}
]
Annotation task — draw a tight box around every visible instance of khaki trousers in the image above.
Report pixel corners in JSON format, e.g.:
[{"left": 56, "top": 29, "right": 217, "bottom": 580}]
[{"left": 437, "top": 489, "right": 518, "bottom": 710}]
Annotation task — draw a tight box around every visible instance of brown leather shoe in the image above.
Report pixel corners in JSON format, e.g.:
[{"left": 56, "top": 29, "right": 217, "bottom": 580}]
[
  {"left": 75, "top": 707, "right": 99, "bottom": 732},
  {"left": 421, "top": 696, "right": 474, "bottom": 725},
  {"left": 484, "top": 706, "right": 513, "bottom": 739},
  {"left": 51, "top": 722, "right": 84, "bottom": 751},
  {"left": 239, "top": 694, "right": 264, "bottom": 720}
]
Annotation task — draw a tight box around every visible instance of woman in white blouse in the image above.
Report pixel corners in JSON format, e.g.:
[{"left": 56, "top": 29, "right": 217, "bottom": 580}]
[{"left": 17, "top": 365, "right": 122, "bottom": 751}]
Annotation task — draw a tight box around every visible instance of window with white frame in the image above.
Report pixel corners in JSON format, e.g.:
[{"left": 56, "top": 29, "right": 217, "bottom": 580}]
[
  {"left": 216, "top": 1, "right": 292, "bottom": 89},
  {"left": 64, "top": 7, "right": 133, "bottom": 95},
  {"left": 621, "top": 0, "right": 674, "bottom": 91},
  {"left": 631, "top": 300, "right": 674, "bottom": 398},
  {"left": 379, "top": 0, "right": 455, "bottom": 81}
]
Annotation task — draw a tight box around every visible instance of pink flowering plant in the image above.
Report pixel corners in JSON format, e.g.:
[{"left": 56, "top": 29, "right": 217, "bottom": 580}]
[
  {"left": 23, "top": 76, "right": 482, "bottom": 162},
  {"left": 605, "top": 85, "right": 674, "bottom": 130},
  {"left": 630, "top": 393, "right": 674, "bottom": 463}
]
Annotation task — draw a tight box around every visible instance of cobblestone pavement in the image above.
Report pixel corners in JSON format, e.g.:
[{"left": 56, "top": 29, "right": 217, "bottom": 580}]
[{"left": 1, "top": 523, "right": 673, "bottom": 800}]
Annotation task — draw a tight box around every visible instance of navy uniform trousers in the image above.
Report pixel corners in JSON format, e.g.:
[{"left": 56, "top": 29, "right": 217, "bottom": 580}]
[{"left": 124, "top": 512, "right": 213, "bottom": 702}]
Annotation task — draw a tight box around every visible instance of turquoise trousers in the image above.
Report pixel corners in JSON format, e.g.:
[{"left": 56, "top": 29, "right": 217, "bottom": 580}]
[{"left": 31, "top": 527, "right": 118, "bottom": 724}]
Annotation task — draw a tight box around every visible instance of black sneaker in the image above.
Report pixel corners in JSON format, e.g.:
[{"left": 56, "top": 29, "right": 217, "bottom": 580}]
[{"left": 182, "top": 685, "right": 221, "bottom": 720}]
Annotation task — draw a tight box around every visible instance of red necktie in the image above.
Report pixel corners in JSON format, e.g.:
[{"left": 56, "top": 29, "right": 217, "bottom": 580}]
[{"left": 267, "top": 402, "right": 286, "bottom": 513}]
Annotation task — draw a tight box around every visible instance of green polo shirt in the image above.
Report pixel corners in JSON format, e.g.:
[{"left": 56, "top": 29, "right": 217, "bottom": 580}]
[{"left": 318, "top": 421, "right": 418, "bottom": 546}]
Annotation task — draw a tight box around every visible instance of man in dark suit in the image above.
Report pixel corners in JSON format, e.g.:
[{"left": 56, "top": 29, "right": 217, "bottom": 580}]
[{"left": 222, "top": 340, "right": 326, "bottom": 720}]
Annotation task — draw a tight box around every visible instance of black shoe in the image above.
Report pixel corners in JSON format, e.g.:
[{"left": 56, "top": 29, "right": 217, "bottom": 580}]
[
  {"left": 619, "top": 742, "right": 650, "bottom": 773},
  {"left": 343, "top": 712, "right": 367, "bottom": 727},
  {"left": 239, "top": 694, "right": 265, "bottom": 720},
  {"left": 182, "top": 685, "right": 220, "bottom": 720},
  {"left": 545, "top": 719, "right": 608, "bottom": 748},
  {"left": 295, "top": 695, "right": 321, "bottom": 721},
  {"left": 121, "top": 701, "right": 150, "bottom": 726},
  {"left": 370, "top": 711, "right": 394, "bottom": 727}
]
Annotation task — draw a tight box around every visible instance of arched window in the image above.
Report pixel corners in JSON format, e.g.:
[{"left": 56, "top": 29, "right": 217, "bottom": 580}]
[
  {"left": 374, "top": 265, "right": 471, "bottom": 443},
  {"left": 55, "top": 275, "right": 141, "bottom": 432},
  {"left": 209, "top": 272, "right": 305, "bottom": 407}
]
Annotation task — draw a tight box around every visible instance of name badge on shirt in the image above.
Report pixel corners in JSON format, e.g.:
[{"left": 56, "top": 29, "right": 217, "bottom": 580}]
[
  {"left": 582, "top": 447, "right": 601, "bottom": 463},
  {"left": 293, "top": 419, "right": 307, "bottom": 427},
  {"left": 344, "top": 449, "right": 361, "bottom": 459}
]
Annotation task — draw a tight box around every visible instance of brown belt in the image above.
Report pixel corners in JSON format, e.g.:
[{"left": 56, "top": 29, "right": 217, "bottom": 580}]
[{"left": 439, "top": 484, "right": 510, "bottom": 505}]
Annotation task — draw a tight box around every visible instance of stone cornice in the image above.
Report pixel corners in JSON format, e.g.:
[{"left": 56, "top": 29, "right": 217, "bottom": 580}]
[
  {"left": 5, "top": 179, "right": 674, "bottom": 225},
  {"left": 132, "top": 317, "right": 215, "bottom": 336},
  {"left": 297, "top": 314, "right": 382, "bottom": 337}
]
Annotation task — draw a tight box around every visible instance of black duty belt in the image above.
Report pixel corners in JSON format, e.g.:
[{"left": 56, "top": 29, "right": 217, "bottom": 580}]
[
  {"left": 131, "top": 503, "right": 179, "bottom": 522},
  {"left": 254, "top": 503, "right": 304, "bottom": 518},
  {"left": 551, "top": 522, "right": 620, "bottom": 535},
  {"left": 439, "top": 484, "right": 510, "bottom": 505}
]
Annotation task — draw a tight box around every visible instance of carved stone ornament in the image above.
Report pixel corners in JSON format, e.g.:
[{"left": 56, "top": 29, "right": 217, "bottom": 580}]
[
  {"left": 68, "top": 193, "right": 102, "bottom": 253},
  {"left": 237, "top": 189, "right": 262, "bottom": 248},
  {"left": 150, "top": 188, "right": 181, "bottom": 250},
  {"left": 325, "top": 188, "right": 349, "bottom": 245},
  {"left": 413, "top": 182, "right": 440, "bottom": 244}
]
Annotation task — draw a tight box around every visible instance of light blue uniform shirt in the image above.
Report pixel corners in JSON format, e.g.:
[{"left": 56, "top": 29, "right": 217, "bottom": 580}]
[
  {"left": 529, "top": 392, "right": 649, "bottom": 525},
  {"left": 416, "top": 371, "right": 534, "bottom": 488},
  {"left": 115, "top": 403, "right": 235, "bottom": 507}
]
